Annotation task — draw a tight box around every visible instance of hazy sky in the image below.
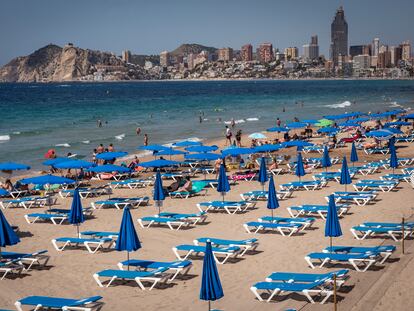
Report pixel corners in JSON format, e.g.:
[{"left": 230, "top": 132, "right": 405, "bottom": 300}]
[{"left": 1, "top": 0, "right": 413, "bottom": 65}]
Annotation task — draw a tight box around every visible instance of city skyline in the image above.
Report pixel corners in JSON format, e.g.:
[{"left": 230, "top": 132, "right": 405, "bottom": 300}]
[{"left": 1, "top": 0, "right": 414, "bottom": 66}]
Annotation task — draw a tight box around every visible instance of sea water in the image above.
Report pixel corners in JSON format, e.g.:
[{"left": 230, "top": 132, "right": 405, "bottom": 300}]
[{"left": 0, "top": 79, "right": 413, "bottom": 169}]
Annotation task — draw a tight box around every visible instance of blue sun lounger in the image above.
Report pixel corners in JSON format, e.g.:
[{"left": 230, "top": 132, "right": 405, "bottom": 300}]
[
  {"left": 80, "top": 231, "right": 119, "bottom": 240},
  {"left": 305, "top": 252, "right": 378, "bottom": 272},
  {"left": 380, "top": 174, "right": 411, "bottom": 182},
  {"left": 138, "top": 216, "right": 192, "bottom": 230},
  {"left": 240, "top": 190, "right": 292, "bottom": 201},
  {"left": 280, "top": 180, "right": 325, "bottom": 191},
  {"left": 258, "top": 216, "right": 316, "bottom": 229},
  {"left": 158, "top": 212, "right": 207, "bottom": 224},
  {"left": 197, "top": 201, "right": 255, "bottom": 214},
  {"left": 93, "top": 267, "right": 170, "bottom": 290},
  {"left": 265, "top": 269, "right": 349, "bottom": 284},
  {"left": 110, "top": 178, "right": 153, "bottom": 189},
  {"left": 324, "top": 245, "right": 395, "bottom": 264},
  {"left": 250, "top": 279, "right": 333, "bottom": 304},
  {"left": 0, "top": 196, "right": 51, "bottom": 209},
  {"left": 313, "top": 172, "right": 341, "bottom": 182},
  {"left": 354, "top": 180, "right": 398, "bottom": 192},
  {"left": 287, "top": 205, "right": 349, "bottom": 219},
  {"left": 243, "top": 221, "right": 302, "bottom": 236},
  {"left": 1, "top": 250, "right": 49, "bottom": 271},
  {"left": 0, "top": 259, "right": 24, "bottom": 280},
  {"left": 117, "top": 259, "right": 193, "bottom": 281},
  {"left": 47, "top": 207, "right": 93, "bottom": 217},
  {"left": 194, "top": 237, "right": 259, "bottom": 256},
  {"left": 15, "top": 295, "right": 103, "bottom": 311},
  {"left": 350, "top": 225, "right": 411, "bottom": 241},
  {"left": 51, "top": 237, "right": 115, "bottom": 253},
  {"left": 172, "top": 244, "right": 241, "bottom": 264},
  {"left": 24, "top": 213, "right": 67, "bottom": 225},
  {"left": 362, "top": 221, "right": 414, "bottom": 228}
]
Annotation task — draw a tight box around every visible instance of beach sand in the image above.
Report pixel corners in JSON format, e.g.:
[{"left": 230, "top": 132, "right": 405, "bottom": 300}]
[{"left": 0, "top": 129, "right": 413, "bottom": 311}]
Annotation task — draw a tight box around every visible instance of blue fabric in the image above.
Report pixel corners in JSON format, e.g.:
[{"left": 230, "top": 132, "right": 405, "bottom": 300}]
[
  {"left": 185, "top": 153, "right": 220, "bottom": 161},
  {"left": 302, "top": 119, "right": 318, "bottom": 124},
  {"left": 340, "top": 157, "right": 352, "bottom": 185},
  {"left": 286, "top": 122, "right": 308, "bottom": 129},
  {"left": 87, "top": 164, "right": 131, "bottom": 173},
  {"left": 282, "top": 141, "right": 313, "bottom": 148},
  {"left": 153, "top": 171, "right": 165, "bottom": 201},
  {"left": 325, "top": 195, "right": 343, "bottom": 237},
  {"left": 96, "top": 151, "right": 128, "bottom": 160},
  {"left": 199, "top": 242, "right": 224, "bottom": 301},
  {"left": 317, "top": 127, "right": 338, "bottom": 134},
  {"left": 254, "top": 144, "right": 282, "bottom": 153},
  {"left": 267, "top": 176, "right": 279, "bottom": 210},
  {"left": 339, "top": 121, "right": 360, "bottom": 127},
  {"left": 68, "top": 188, "right": 85, "bottom": 225},
  {"left": 116, "top": 207, "right": 141, "bottom": 252},
  {"left": 321, "top": 146, "right": 331, "bottom": 168},
  {"left": 0, "top": 189, "right": 8, "bottom": 196},
  {"left": 258, "top": 157, "right": 268, "bottom": 184},
  {"left": 221, "top": 147, "right": 254, "bottom": 156},
  {"left": 295, "top": 152, "right": 305, "bottom": 178},
  {"left": 54, "top": 160, "right": 94, "bottom": 169},
  {"left": 138, "top": 144, "right": 169, "bottom": 152},
  {"left": 186, "top": 145, "right": 218, "bottom": 153},
  {"left": 173, "top": 141, "right": 202, "bottom": 147},
  {"left": 43, "top": 158, "right": 71, "bottom": 166},
  {"left": 389, "top": 137, "right": 399, "bottom": 169},
  {"left": 217, "top": 164, "right": 230, "bottom": 194},
  {"left": 365, "top": 130, "right": 394, "bottom": 138},
  {"left": 20, "top": 174, "right": 75, "bottom": 185},
  {"left": 0, "top": 209, "right": 20, "bottom": 247},
  {"left": 405, "top": 113, "right": 414, "bottom": 119},
  {"left": 139, "top": 159, "right": 180, "bottom": 168},
  {"left": 350, "top": 142, "right": 358, "bottom": 163},
  {"left": 155, "top": 149, "right": 186, "bottom": 156},
  {"left": 385, "top": 121, "right": 411, "bottom": 127},
  {"left": 0, "top": 162, "right": 30, "bottom": 171},
  {"left": 267, "top": 126, "right": 289, "bottom": 132}
]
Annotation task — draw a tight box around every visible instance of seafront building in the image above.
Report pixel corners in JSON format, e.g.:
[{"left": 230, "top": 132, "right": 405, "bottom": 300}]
[
  {"left": 121, "top": 50, "right": 131, "bottom": 63},
  {"left": 258, "top": 43, "right": 273, "bottom": 62},
  {"left": 218, "top": 48, "right": 233, "bottom": 61},
  {"left": 372, "top": 38, "right": 380, "bottom": 56},
  {"left": 284, "top": 47, "right": 299, "bottom": 60},
  {"left": 302, "top": 35, "right": 319, "bottom": 60},
  {"left": 330, "top": 6, "right": 348, "bottom": 65},
  {"left": 241, "top": 44, "right": 253, "bottom": 61},
  {"left": 401, "top": 40, "right": 411, "bottom": 61}
]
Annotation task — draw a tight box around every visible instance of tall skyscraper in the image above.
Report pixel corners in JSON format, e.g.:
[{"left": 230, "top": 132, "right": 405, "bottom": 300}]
[
  {"left": 303, "top": 35, "right": 319, "bottom": 60},
  {"left": 284, "top": 47, "right": 299, "bottom": 60},
  {"left": 401, "top": 40, "right": 411, "bottom": 61},
  {"left": 372, "top": 38, "right": 380, "bottom": 56},
  {"left": 330, "top": 6, "right": 348, "bottom": 65},
  {"left": 258, "top": 43, "right": 273, "bottom": 62},
  {"left": 390, "top": 46, "right": 402, "bottom": 66},
  {"left": 241, "top": 44, "right": 253, "bottom": 61},
  {"left": 349, "top": 45, "right": 371, "bottom": 57},
  {"left": 121, "top": 50, "right": 131, "bottom": 63}
]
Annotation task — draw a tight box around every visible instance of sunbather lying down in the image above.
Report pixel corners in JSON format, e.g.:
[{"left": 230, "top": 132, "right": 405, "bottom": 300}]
[{"left": 176, "top": 176, "right": 192, "bottom": 192}]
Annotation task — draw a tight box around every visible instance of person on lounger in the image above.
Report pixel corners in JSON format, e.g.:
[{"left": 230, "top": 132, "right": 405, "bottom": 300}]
[
  {"left": 165, "top": 177, "right": 184, "bottom": 193},
  {"left": 268, "top": 157, "right": 279, "bottom": 171},
  {"left": 177, "top": 176, "right": 192, "bottom": 192}
]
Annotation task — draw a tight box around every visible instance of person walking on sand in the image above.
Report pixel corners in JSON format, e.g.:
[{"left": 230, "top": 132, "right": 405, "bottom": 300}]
[
  {"left": 225, "top": 126, "right": 232, "bottom": 146},
  {"left": 144, "top": 133, "right": 149, "bottom": 146}
]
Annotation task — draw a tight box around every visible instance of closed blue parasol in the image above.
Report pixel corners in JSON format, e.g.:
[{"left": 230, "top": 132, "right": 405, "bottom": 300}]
[
  {"left": 200, "top": 241, "right": 224, "bottom": 311},
  {"left": 20, "top": 174, "right": 75, "bottom": 186},
  {"left": 350, "top": 142, "right": 358, "bottom": 166},
  {"left": 257, "top": 157, "right": 268, "bottom": 190},
  {"left": 68, "top": 188, "right": 85, "bottom": 237},
  {"left": 321, "top": 145, "right": 331, "bottom": 172},
  {"left": 295, "top": 152, "right": 305, "bottom": 181},
  {"left": 340, "top": 157, "right": 351, "bottom": 190},
  {"left": 153, "top": 171, "right": 165, "bottom": 214},
  {"left": 116, "top": 207, "right": 141, "bottom": 268},
  {"left": 325, "top": 194, "right": 343, "bottom": 241},
  {"left": 186, "top": 145, "right": 218, "bottom": 153},
  {"left": 96, "top": 151, "right": 128, "bottom": 161},
  {"left": 185, "top": 153, "right": 221, "bottom": 161},
  {"left": 267, "top": 176, "right": 279, "bottom": 220},
  {"left": 0, "top": 209, "right": 20, "bottom": 254},
  {"left": 0, "top": 162, "right": 30, "bottom": 171},
  {"left": 217, "top": 164, "right": 230, "bottom": 201},
  {"left": 139, "top": 159, "right": 181, "bottom": 168},
  {"left": 389, "top": 137, "right": 398, "bottom": 173},
  {"left": 87, "top": 164, "right": 131, "bottom": 173}
]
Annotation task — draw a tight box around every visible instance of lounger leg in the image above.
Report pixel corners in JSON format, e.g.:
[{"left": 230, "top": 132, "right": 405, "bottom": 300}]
[
  {"left": 243, "top": 224, "right": 252, "bottom": 233},
  {"left": 135, "top": 278, "right": 147, "bottom": 290},
  {"left": 267, "top": 289, "right": 281, "bottom": 302},
  {"left": 250, "top": 287, "right": 264, "bottom": 302},
  {"left": 303, "top": 289, "right": 316, "bottom": 303},
  {"left": 93, "top": 273, "right": 104, "bottom": 287},
  {"left": 305, "top": 256, "right": 316, "bottom": 269}
]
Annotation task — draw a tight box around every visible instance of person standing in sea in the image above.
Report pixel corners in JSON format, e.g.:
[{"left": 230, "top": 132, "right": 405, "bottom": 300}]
[
  {"left": 136, "top": 127, "right": 141, "bottom": 136},
  {"left": 144, "top": 134, "right": 149, "bottom": 146},
  {"left": 225, "top": 126, "right": 232, "bottom": 146},
  {"left": 231, "top": 118, "right": 236, "bottom": 129},
  {"left": 276, "top": 118, "right": 281, "bottom": 127}
]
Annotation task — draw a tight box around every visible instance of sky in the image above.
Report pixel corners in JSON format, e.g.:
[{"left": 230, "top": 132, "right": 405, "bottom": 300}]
[{"left": 1, "top": 0, "right": 413, "bottom": 65}]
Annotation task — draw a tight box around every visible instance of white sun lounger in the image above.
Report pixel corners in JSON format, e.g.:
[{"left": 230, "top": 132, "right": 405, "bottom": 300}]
[
  {"left": 194, "top": 237, "right": 259, "bottom": 256},
  {"left": 305, "top": 252, "right": 378, "bottom": 272},
  {"left": 51, "top": 237, "right": 115, "bottom": 253},
  {"left": 24, "top": 213, "right": 67, "bottom": 225},
  {"left": 350, "top": 225, "right": 411, "bottom": 241},
  {"left": 138, "top": 216, "right": 191, "bottom": 230},
  {"left": 243, "top": 221, "right": 302, "bottom": 236},
  {"left": 1, "top": 250, "right": 50, "bottom": 271},
  {"left": 172, "top": 244, "right": 240, "bottom": 264}
]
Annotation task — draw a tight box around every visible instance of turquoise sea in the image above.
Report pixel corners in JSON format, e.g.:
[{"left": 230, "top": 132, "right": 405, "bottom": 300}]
[{"left": 1, "top": 80, "right": 414, "bottom": 169}]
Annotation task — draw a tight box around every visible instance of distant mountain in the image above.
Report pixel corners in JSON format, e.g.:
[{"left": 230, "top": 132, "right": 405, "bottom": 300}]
[
  {"left": 170, "top": 43, "right": 217, "bottom": 56},
  {"left": 0, "top": 44, "right": 126, "bottom": 82}
]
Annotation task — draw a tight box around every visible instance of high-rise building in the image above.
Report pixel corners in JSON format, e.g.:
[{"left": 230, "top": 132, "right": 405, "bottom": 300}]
[
  {"left": 330, "top": 6, "right": 348, "bottom": 65},
  {"left": 121, "top": 50, "right": 131, "bottom": 63},
  {"left": 350, "top": 45, "right": 371, "bottom": 57},
  {"left": 377, "top": 51, "right": 391, "bottom": 68},
  {"left": 379, "top": 45, "right": 388, "bottom": 54},
  {"left": 390, "top": 46, "right": 402, "bottom": 66},
  {"left": 218, "top": 48, "right": 233, "bottom": 61},
  {"left": 160, "top": 51, "right": 170, "bottom": 67},
  {"left": 302, "top": 35, "right": 319, "bottom": 60},
  {"left": 241, "top": 44, "right": 253, "bottom": 61},
  {"left": 257, "top": 43, "right": 273, "bottom": 62},
  {"left": 284, "top": 47, "right": 299, "bottom": 60},
  {"left": 353, "top": 55, "right": 371, "bottom": 70},
  {"left": 401, "top": 40, "right": 411, "bottom": 61},
  {"left": 372, "top": 38, "right": 380, "bottom": 56}
]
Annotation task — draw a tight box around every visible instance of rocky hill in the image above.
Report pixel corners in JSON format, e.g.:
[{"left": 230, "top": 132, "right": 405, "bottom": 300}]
[
  {"left": 170, "top": 43, "right": 217, "bottom": 56},
  {"left": 0, "top": 44, "right": 128, "bottom": 82}
]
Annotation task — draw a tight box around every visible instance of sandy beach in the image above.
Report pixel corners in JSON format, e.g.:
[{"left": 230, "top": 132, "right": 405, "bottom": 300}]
[{"left": 0, "top": 127, "right": 413, "bottom": 311}]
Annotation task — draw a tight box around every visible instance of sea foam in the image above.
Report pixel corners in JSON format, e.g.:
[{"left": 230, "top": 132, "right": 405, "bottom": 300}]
[
  {"left": 115, "top": 134, "right": 126, "bottom": 140},
  {"left": 326, "top": 101, "right": 352, "bottom": 109},
  {"left": 0, "top": 135, "right": 10, "bottom": 142},
  {"left": 55, "top": 143, "right": 71, "bottom": 147}
]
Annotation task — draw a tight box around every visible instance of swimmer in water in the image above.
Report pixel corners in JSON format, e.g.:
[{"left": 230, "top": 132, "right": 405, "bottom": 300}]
[
  {"left": 282, "top": 107, "right": 286, "bottom": 112},
  {"left": 136, "top": 127, "right": 141, "bottom": 135}
]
